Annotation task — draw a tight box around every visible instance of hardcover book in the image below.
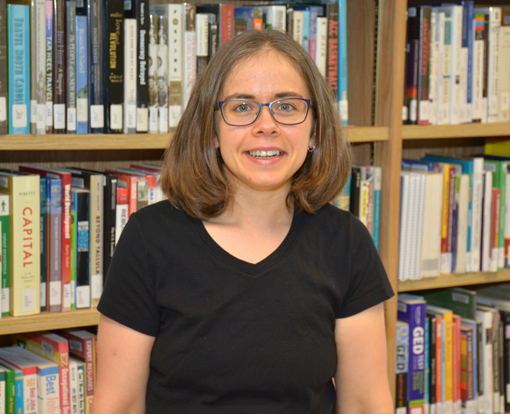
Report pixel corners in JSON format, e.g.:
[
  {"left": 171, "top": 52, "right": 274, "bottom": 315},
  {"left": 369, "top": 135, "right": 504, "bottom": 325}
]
[
  {"left": 87, "top": 0, "right": 105, "bottom": 132},
  {"left": 0, "top": 0, "right": 7, "bottom": 135},
  {"left": 66, "top": 0, "right": 77, "bottom": 133},
  {"left": 53, "top": 0, "right": 67, "bottom": 133},
  {"left": 0, "top": 193, "right": 9, "bottom": 317},
  {"left": 75, "top": 10, "right": 88, "bottom": 134}
]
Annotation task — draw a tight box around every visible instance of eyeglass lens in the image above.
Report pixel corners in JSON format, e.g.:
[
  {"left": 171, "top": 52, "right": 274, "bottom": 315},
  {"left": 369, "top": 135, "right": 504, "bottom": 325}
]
[{"left": 221, "top": 99, "right": 309, "bottom": 126}]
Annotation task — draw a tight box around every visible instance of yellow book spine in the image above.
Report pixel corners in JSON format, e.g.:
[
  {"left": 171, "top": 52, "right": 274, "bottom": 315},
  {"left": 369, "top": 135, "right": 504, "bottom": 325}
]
[{"left": 443, "top": 312, "right": 453, "bottom": 404}]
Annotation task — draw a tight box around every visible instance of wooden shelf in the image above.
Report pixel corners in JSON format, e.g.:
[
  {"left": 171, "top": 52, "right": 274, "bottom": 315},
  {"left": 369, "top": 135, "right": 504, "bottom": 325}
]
[
  {"left": 402, "top": 123, "right": 510, "bottom": 140},
  {"left": 346, "top": 126, "right": 389, "bottom": 143},
  {"left": 0, "top": 134, "right": 172, "bottom": 150},
  {"left": 398, "top": 269, "right": 510, "bottom": 292},
  {"left": 0, "top": 309, "right": 100, "bottom": 336}
]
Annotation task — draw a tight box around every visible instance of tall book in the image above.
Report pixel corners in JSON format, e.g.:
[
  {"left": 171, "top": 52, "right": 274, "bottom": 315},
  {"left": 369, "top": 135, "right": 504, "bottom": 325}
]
[
  {"left": 395, "top": 320, "right": 409, "bottom": 413},
  {"left": 325, "top": 3, "right": 338, "bottom": 102},
  {"left": 19, "top": 166, "right": 72, "bottom": 312},
  {"left": 148, "top": 13, "right": 158, "bottom": 133},
  {"left": 87, "top": 0, "right": 105, "bottom": 133},
  {"left": 156, "top": 13, "right": 168, "bottom": 133},
  {"left": 123, "top": 17, "right": 137, "bottom": 134},
  {"left": 168, "top": 3, "right": 183, "bottom": 131},
  {"left": 473, "top": 12, "right": 487, "bottom": 123},
  {"left": 0, "top": 0, "right": 7, "bottom": 135},
  {"left": 13, "top": 332, "right": 70, "bottom": 414},
  {"left": 0, "top": 171, "right": 40, "bottom": 317},
  {"left": 75, "top": 4, "right": 88, "bottom": 134},
  {"left": 66, "top": 0, "right": 77, "bottom": 133},
  {"left": 398, "top": 295, "right": 427, "bottom": 414},
  {"left": 499, "top": 11, "right": 510, "bottom": 123},
  {"left": 105, "top": 0, "right": 124, "bottom": 133},
  {"left": 34, "top": 0, "right": 46, "bottom": 135},
  {"left": 52, "top": 0, "right": 66, "bottom": 134},
  {"left": 46, "top": 177, "right": 62, "bottom": 313},
  {"left": 71, "top": 187, "right": 90, "bottom": 309},
  {"left": 183, "top": 3, "right": 196, "bottom": 108},
  {"left": 0, "top": 194, "right": 9, "bottom": 317},
  {"left": 7, "top": 1, "right": 30, "bottom": 134}
]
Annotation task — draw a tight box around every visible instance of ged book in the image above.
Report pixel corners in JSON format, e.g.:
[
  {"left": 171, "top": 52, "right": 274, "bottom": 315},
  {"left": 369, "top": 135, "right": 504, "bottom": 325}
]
[
  {"left": 0, "top": 193, "right": 9, "bottom": 317},
  {"left": 7, "top": 1, "right": 30, "bottom": 134},
  {"left": 0, "top": 172, "right": 40, "bottom": 317},
  {"left": 395, "top": 320, "right": 409, "bottom": 414}
]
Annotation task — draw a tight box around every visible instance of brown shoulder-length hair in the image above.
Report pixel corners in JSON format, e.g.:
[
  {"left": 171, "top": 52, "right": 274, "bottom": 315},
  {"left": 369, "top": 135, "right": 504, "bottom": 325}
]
[{"left": 160, "top": 29, "right": 351, "bottom": 220}]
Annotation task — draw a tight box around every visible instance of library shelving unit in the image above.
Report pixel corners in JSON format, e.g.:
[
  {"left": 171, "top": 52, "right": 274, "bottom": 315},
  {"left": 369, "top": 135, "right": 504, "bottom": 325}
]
[{"left": 2, "top": 0, "right": 508, "bottom": 405}]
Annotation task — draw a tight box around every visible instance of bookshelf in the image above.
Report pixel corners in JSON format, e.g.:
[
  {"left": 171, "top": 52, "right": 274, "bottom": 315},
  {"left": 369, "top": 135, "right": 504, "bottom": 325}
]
[{"left": 1, "top": 0, "right": 507, "bottom": 406}]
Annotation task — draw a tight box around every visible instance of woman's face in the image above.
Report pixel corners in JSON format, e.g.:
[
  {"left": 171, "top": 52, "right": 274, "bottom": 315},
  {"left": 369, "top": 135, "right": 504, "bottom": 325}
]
[{"left": 215, "top": 51, "right": 314, "bottom": 196}]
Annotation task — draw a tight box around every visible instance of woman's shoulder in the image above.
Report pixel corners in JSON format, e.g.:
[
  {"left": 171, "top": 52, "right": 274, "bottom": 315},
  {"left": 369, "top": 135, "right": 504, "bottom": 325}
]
[{"left": 129, "top": 200, "right": 192, "bottom": 231}]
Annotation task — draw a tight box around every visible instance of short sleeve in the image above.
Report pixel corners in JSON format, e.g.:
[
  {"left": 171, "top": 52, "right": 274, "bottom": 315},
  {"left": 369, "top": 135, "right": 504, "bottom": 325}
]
[
  {"left": 97, "top": 214, "right": 160, "bottom": 336},
  {"left": 336, "top": 215, "right": 394, "bottom": 318}
]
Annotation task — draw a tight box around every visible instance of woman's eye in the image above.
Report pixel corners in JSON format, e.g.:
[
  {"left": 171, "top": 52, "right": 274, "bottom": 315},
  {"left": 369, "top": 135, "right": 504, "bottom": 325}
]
[
  {"left": 234, "top": 104, "right": 251, "bottom": 112},
  {"left": 278, "top": 103, "right": 294, "bottom": 111}
]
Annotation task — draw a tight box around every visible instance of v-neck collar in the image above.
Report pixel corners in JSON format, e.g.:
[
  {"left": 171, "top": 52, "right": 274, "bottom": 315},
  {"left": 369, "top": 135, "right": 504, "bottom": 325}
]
[{"left": 190, "top": 211, "right": 306, "bottom": 275}]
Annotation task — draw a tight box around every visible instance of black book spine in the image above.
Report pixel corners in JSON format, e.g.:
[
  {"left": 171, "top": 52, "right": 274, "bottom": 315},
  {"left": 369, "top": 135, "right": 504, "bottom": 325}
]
[
  {"left": 135, "top": 0, "right": 149, "bottom": 132},
  {"left": 103, "top": 175, "right": 117, "bottom": 280},
  {"left": 88, "top": 0, "right": 105, "bottom": 133},
  {"left": 53, "top": 0, "right": 67, "bottom": 133},
  {"left": 502, "top": 311, "right": 510, "bottom": 413},
  {"left": 75, "top": 189, "right": 90, "bottom": 308},
  {"left": 0, "top": 0, "right": 7, "bottom": 134},
  {"left": 105, "top": 0, "right": 124, "bottom": 133}
]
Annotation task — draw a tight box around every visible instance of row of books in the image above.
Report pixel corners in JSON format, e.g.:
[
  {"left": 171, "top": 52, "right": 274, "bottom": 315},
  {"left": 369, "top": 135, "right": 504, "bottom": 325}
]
[
  {"left": 403, "top": 3, "right": 510, "bottom": 125},
  {"left": 0, "top": 329, "right": 97, "bottom": 414},
  {"left": 0, "top": 0, "right": 349, "bottom": 136},
  {"left": 399, "top": 153, "right": 510, "bottom": 282},
  {"left": 0, "top": 163, "right": 164, "bottom": 318},
  {"left": 332, "top": 164, "right": 381, "bottom": 251},
  {"left": 397, "top": 286, "right": 510, "bottom": 414}
]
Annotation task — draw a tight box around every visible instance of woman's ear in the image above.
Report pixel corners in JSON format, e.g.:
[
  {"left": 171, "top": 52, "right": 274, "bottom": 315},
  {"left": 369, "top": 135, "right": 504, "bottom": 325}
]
[{"left": 214, "top": 136, "right": 220, "bottom": 149}]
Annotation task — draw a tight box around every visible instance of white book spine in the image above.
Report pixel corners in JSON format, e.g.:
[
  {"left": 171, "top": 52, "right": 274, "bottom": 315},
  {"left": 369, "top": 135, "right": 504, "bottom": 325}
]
[
  {"left": 442, "top": 10, "right": 452, "bottom": 125},
  {"left": 148, "top": 14, "right": 158, "bottom": 133},
  {"left": 89, "top": 175, "right": 104, "bottom": 308},
  {"left": 421, "top": 173, "right": 443, "bottom": 277},
  {"left": 316, "top": 17, "right": 328, "bottom": 77},
  {"left": 115, "top": 204, "right": 129, "bottom": 244},
  {"left": 429, "top": 11, "right": 438, "bottom": 126},
  {"left": 292, "top": 10, "right": 304, "bottom": 46},
  {"left": 449, "top": 6, "right": 463, "bottom": 125},
  {"left": 471, "top": 158, "right": 484, "bottom": 272},
  {"left": 499, "top": 24, "right": 510, "bottom": 123},
  {"left": 69, "top": 359, "right": 78, "bottom": 414},
  {"left": 413, "top": 173, "right": 426, "bottom": 279},
  {"left": 168, "top": 4, "right": 183, "bottom": 129},
  {"left": 398, "top": 173, "right": 411, "bottom": 281},
  {"left": 454, "top": 174, "right": 469, "bottom": 274},
  {"left": 38, "top": 367, "right": 60, "bottom": 414},
  {"left": 157, "top": 15, "right": 168, "bottom": 134},
  {"left": 76, "top": 363, "right": 85, "bottom": 414},
  {"left": 435, "top": 10, "right": 445, "bottom": 125},
  {"left": 482, "top": 171, "right": 493, "bottom": 272},
  {"left": 183, "top": 3, "right": 196, "bottom": 108},
  {"left": 473, "top": 23, "right": 485, "bottom": 122},
  {"left": 124, "top": 19, "right": 137, "bottom": 134}
]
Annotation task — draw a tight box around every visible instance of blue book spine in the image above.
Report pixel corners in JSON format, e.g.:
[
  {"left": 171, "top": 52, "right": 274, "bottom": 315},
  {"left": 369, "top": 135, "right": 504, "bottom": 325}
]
[
  {"left": 424, "top": 317, "right": 430, "bottom": 410},
  {"left": 372, "top": 168, "right": 381, "bottom": 251},
  {"left": 302, "top": 10, "right": 310, "bottom": 53},
  {"left": 462, "top": 2, "right": 474, "bottom": 114},
  {"left": 7, "top": 4, "right": 30, "bottom": 134},
  {"left": 398, "top": 298, "right": 427, "bottom": 411},
  {"left": 338, "top": 0, "right": 348, "bottom": 125},
  {"left": 40, "top": 177, "right": 47, "bottom": 312},
  {"left": 76, "top": 15, "right": 88, "bottom": 134},
  {"left": 308, "top": 7, "right": 319, "bottom": 62},
  {"left": 402, "top": 158, "right": 436, "bottom": 172},
  {"left": 13, "top": 369, "right": 23, "bottom": 414}
]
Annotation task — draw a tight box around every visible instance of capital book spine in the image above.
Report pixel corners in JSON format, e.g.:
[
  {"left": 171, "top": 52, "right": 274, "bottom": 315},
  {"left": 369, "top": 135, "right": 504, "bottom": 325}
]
[
  {"left": 72, "top": 188, "right": 90, "bottom": 309},
  {"left": 148, "top": 13, "right": 158, "bottom": 133},
  {"left": 134, "top": 0, "right": 149, "bottom": 133},
  {"left": 0, "top": 0, "right": 7, "bottom": 135},
  {"left": 398, "top": 297, "right": 427, "bottom": 414},
  {"left": 123, "top": 18, "right": 137, "bottom": 134},
  {"left": 0, "top": 194, "right": 9, "bottom": 318},
  {"left": 168, "top": 3, "right": 182, "bottom": 132},
  {"left": 105, "top": 0, "right": 124, "bottom": 134},
  {"left": 157, "top": 14, "right": 168, "bottom": 133},
  {"left": 75, "top": 12, "right": 88, "bottom": 134},
  {"left": 35, "top": 0, "right": 46, "bottom": 134},
  {"left": 47, "top": 177, "right": 62, "bottom": 313},
  {"left": 87, "top": 0, "right": 105, "bottom": 133},
  {"left": 0, "top": 173, "right": 40, "bottom": 316},
  {"left": 395, "top": 320, "right": 409, "bottom": 414},
  {"left": 325, "top": 3, "right": 338, "bottom": 102},
  {"left": 66, "top": 0, "right": 77, "bottom": 133},
  {"left": 52, "top": 0, "right": 67, "bottom": 133},
  {"left": 7, "top": 2, "right": 30, "bottom": 135},
  {"left": 45, "top": 0, "right": 53, "bottom": 133}
]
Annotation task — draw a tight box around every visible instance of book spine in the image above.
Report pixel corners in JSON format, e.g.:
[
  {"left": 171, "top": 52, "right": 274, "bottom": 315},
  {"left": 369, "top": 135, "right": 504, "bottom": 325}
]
[
  {"left": 76, "top": 363, "right": 85, "bottom": 414},
  {"left": 405, "top": 7, "right": 419, "bottom": 125},
  {"left": 135, "top": 0, "right": 149, "bottom": 133},
  {"left": 429, "top": 316, "right": 437, "bottom": 413},
  {"left": 316, "top": 16, "right": 327, "bottom": 78},
  {"left": 35, "top": 0, "right": 46, "bottom": 134},
  {"left": 103, "top": 175, "right": 116, "bottom": 281},
  {"left": 48, "top": 178, "right": 62, "bottom": 313},
  {"left": 506, "top": 168, "right": 510, "bottom": 268},
  {"left": 491, "top": 188, "right": 501, "bottom": 272},
  {"left": 0, "top": 194, "right": 9, "bottom": 317},
  {"left": 70, "top": 189, "right": 76, "bottom": 310},
  {"left": 338, "top": 0, "right": 348, "bottom": 125},
  {"left": 449, "top": 6, "right": 463, "bottom": 125},
  {"left": 148, "top": 13, "right": 158, "bottom": 133},
  {"left": 75, "top": 14, "right": 88, "bottom": 134},
  {"left": 75, "top": 190, "right": 90, "bottom": 309},
  {"left": 395, "top": 322, "right": 409, "bottom": 413},
  {"left": 66, "top": 0, "right": 77, "bottom": 133},
  {"left": 463, "top": 2, "right": 474, "bottom": 123},
  {"left": 418, "top": 7, "right": 431, "bottom": 126},
  {"left": 473, "top": 13, "right": 485, "bottom": 123},
  {"left": 45, "top": 0, "right": 53, "bottom": 133},
  {"left": 29, "top": 0, "right": 36, "bottom": 134},
  {"left": 452, "top": 315, "right": 462, "bottom": 414},
  {"left": 500, "top": 12, "right": 510, "bottom": 123},
  {"left": 7, "top": 3, "right": 30, "bottom": 134},
  {"left": 487, "top": 8, "right": 502, "bottom": 123},
  {"left": 325, "top": 3, "right": 338, "bottom": 102},
  {"left": 53, "top": 0, "right": 67, "bottom": 133},
  {"left": 196, "top": 13, "right": 208, "bottom": 74},
  {"left": 168, "top": 3, "right": 182, "bottom": 132},
  {"left": 0, "top": 0, "right": 7, "bottom": 135},
  {"left": 183, "top": 3, "right": 196, "bottom": 111},
  {"left": 88, "top": 0, "right": 105, "bottom": 133},
  {"left": 157, "top": 14, "right": 168, "bottom": 133},
  {"left": 123, "top": 18, "right": 137, "bottom": 134},
  {"left": 38, "top": 365, "right": 60, "bottom": 414},
  {"left": 69, "top": 360, "right": 78, "bottom": 414},
  {"left": 220, "top": 4, "right": 234, "bottom": 45},
  {"left": 442, "top": 11, "right": 452, "bottom": 125},
  {"left": 104, "top": 0, "right": 124, "bottom": 133},
  {"left": 89, "top": 175, "right": 103, "bottom": 308}
]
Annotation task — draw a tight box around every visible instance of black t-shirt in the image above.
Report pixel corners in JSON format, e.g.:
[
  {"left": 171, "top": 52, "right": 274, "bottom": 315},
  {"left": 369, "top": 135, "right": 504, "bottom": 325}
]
[{"left": 98, "top": 201, "right": 394, "bottom": 413}]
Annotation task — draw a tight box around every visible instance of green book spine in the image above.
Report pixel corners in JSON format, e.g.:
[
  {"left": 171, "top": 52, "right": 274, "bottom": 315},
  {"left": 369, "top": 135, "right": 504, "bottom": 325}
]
[
  {"left": 0, "top": 363, "right": 15, "bottom": 414},
  {"left": 424, "top": 287, "right": 477, "bottom": 320},
  {"left": 0, "top": 194, "right": 9, "bottom": 317}
]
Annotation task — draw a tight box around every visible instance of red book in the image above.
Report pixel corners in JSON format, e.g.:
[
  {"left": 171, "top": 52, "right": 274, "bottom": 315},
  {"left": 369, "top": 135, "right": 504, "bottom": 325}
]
[
  {"left": 452, "top": 315, "right": 462, "bottom": 412},
  {"left": 491, "top": 188, "right": 501, "bottom": 271},
  {"left": 19, "top": 165, "right": 72, "bottom": 312},
  {"left": 106, "top": 170, "right": 138, "bottom": 217}
]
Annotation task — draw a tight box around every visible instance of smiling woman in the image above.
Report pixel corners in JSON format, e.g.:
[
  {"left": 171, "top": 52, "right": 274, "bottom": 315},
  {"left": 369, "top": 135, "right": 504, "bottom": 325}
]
[{"left": 93, "top": 29, "right": 395, "bottom": 414}]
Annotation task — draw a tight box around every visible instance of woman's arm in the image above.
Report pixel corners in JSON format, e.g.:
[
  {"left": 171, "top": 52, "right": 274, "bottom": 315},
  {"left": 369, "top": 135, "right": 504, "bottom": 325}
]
[
  {"left": 334, "top": 303, "right": 394, "bottom": 414},
  {"left": 91, "top": 315, "right": 156, "bottom": 414}
]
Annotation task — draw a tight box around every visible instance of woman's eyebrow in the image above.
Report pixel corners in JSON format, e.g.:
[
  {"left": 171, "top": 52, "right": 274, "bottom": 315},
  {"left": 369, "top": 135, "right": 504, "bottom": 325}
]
[{"left": 221, "top": 92, "right": 305, "bottom": 101}]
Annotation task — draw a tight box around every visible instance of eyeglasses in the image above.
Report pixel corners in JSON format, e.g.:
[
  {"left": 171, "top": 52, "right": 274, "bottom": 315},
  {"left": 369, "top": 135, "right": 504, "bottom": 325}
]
[{"left": 216, "top": 98, "right": 312, "bottom": 126}]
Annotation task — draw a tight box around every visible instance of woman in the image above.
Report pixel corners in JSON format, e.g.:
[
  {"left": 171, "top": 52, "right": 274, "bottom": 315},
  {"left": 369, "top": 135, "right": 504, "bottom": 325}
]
[{"left": 93, "top": 29, "right": 394, "bottom": 413}]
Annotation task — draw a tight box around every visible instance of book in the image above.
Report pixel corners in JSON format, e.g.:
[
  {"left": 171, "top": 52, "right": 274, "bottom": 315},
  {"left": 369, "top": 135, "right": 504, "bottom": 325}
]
[
  {"left": 71, "top": 187, "right": 90, "bottom": 309},
  {"left": 13, "top": 332, "right": 70, "bottom": 414},
  {"left": 19, "top": 166, "right": 72, "bottom": 312},
  {"left": 34, "top": 0, "right": 46, "bottom": 135},
  {"left": 7, "top": 1, "right": 30, "bottom": 134},
  {"left": 0, "top": 0, "right": 7, "bottom": 135},
  {"left": 421, "top": 172, "right": 443, "bottom": 277},
  {"left": 148, "top": 12, "right": 158, "bottom": 133},
  {"left": 45, "top": 0, "right": 53, "bottom": 133},
  {"left": 500, "top": 11, "right": 510, "bottom": 123},
  {"left": 115, "top": 183, "right": 128, "bottom": 243},
  {"left": 75, "top": 8, "right": 88, "bottom": 134},
  {"left": 105, "top": 0, "right": 124, "bottom": 134},
  {"left": 183, "top": 3, "right": 196, "bottom": 109},
  {"left": 453, "top": 173, "right": 469, "bottom": 274},
  {"left": 337, "top": 0, "right": 347, "bottom": 125},
  {"left": 46, "top": 177, "right": 62, "bottom": 313},
  {"left": 53, "top": 0, "right": 66, "bottom": 133},
  {"left": 0, "top": 193, "right": 9, "bottom": 317},
  {"left": 0, "top": 171, "right": 40, "bottom": 317},
  {"left": 398, "top": 295, "right": 427, "bottom": 413},
  {"left": 0, "top": 347, "right": 38, "bottom": 414},
  {"left": 423, "top": 287, "right": 477, "bottom": 320},
  {"left": 69, "top": 357, "right": 78, "bottom": 414},
  {"left": 123, "top": 17, "right": 137, "bottom": 134},
  {"left": 0, "top": 363, "right": 15, "bottom": 414},
  {"left": 325, "top": 3, "right": 338, "bottom": 102},
  {"left": 156, "top": 13, "right": 168, "bottom": 133},
  {"left": 473, "top": 12, "right": 487, "bottom": 123},
  {"left": 480, "top": 170, "right": 493, "bottom": 272},
  {"left": 66, "top": 0, "right": 77, "bottom": 134},
  {"left": 476, "top": 306, "right": 495, "bottom": 414},
  {"left": 395, "top": 320, "right": 409, "bottom": 413},
  {"left": 40, "top": 177, "right": 46, "bottom": 311},
  {"left": 87, "top": 0, "right": 105, "bottom": 133}
]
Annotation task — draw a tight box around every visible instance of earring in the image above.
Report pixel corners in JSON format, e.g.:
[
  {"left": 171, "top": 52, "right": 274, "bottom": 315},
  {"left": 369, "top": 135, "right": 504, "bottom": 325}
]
[{"left": 308, "top": 146, "right": 315, "bottom": 153}]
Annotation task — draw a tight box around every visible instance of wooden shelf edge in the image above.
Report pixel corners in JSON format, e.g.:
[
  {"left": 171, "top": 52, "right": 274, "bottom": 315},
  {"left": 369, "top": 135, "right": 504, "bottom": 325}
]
[
  {"left": 346, "top": 126, "right": 389, "bottom": 143},
  {"left": 402, "top": 123, "right": 510, "bottom": 140},
  {"left": 0, "top": 134, "right": 172, "bottom": 150},
  {"left": 398, "top": 269, "right": 510, "bottom": 292},
  {"left": 0, "top": 309, "right": 100, "bottom": 335}
]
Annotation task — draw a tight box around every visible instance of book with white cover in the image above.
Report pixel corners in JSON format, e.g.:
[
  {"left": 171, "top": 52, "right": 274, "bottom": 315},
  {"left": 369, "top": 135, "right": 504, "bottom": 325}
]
[
  {"left": 453, "top": 174, "right": 469, "bottom": 274},
  {"left": 476, "top": 306, "right": 495, "bottom": 414},
  {"left": 473, "top": 11, "right": 486, "bottom": 123},
  {"left": 399, "top": 172, "right": 412, "bottom": 282},
  {"left": 421, "top": 172, "right": 443, "bottom": 277},
  {"left": 481, "top": 170, "right": 493, "bottom": 272},
  {"left": 434, "top": 9, "right": 446, "bottom": 125},
  {"left": 499, "top": 14, "right": 510, "bottom": 123},
  {"left": 429, "top": 10, "right": 438, "bottom": 125},
  {"left": 315, "top": 16, "right": 327, "bottom": 77},
  {"left": 124, "top": 18, "right": 137, "bottom": 134},
  {"left": 411, "top": 173, "right": 426, "bottom": 280}
]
